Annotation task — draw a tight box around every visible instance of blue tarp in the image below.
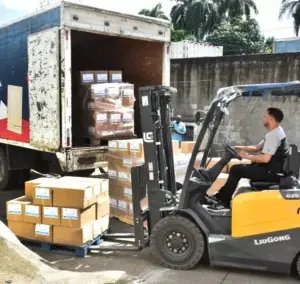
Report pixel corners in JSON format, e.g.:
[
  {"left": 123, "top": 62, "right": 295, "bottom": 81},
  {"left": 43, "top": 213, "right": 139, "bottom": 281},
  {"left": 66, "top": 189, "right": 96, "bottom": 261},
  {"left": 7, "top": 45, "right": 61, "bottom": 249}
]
[{"left": 240, "top": 81, "right": 300, "bottom": 93}]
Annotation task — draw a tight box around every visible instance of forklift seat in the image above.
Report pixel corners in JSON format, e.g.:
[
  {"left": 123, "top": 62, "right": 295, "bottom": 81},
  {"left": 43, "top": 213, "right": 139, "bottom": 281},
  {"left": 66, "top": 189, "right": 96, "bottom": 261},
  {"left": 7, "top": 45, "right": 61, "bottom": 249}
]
[{"left": 250, "top": 144, "right": 299, "bottom": 190}]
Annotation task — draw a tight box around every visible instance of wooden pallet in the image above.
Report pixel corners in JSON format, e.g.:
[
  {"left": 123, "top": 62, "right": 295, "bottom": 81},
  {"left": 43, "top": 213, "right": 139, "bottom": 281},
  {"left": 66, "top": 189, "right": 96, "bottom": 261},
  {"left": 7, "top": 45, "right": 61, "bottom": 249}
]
[
  {"left": 111, "top": 216, "right": 148, "bottom": 230},
  {"left": 19, "top": 234, "right": 104, "bottom": 258}
]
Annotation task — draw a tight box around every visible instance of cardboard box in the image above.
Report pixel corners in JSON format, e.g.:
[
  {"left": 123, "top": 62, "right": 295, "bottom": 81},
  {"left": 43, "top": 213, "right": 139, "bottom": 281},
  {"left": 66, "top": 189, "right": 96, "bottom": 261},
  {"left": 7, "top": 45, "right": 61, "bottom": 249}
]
[
  {"left": 109, "top": 198, "right": 118, "bottom": 217},
  {"left": 109, "top": 70, "right": 122, "bottom": 83},
  {"left": 24, "top": 204, "right": 42, "bottom": 224},
  {"left": 96, "top": 198, "right": 110, "bottom": 220},
  {"left": 8, "top": 221, "right": 35, "bottom": 240},
  {"left": 61, "top": 204, "right": 96, "bottom": 228},
  {"left": 34, "top": 224, "right": 53, "bottom": 243},
  {"left": 118, "top": 140, "right": 130, "bottom": 157},
  {"left": 6, "top": 196, "right": 30, "bottom": 222},
  {"left": 207, "top": 173, "right": 229, "bottom": 195},
  {"left": 53, "top": 223, "right": 94, "bottom": 246},
  {"left": 93, "top": 214, "right": 110, "bottom": 238},
  {"left": 94, "top": 70, "right": 108, "bottom": 83},
  {"left": 52, "top": 181, "right": 96, "bottom": 209},
  {"left": 80, "top": 71, "right": 95, "bottom": 85},
  {"left": 129, "top": 139, "right": 144, "bottom": 159},
  {"left": 227, "top": 159, "right": 252, "bottom": 172},
  {"left": 25, "top": 177, "right": 57, "bottom": 201},
  {"left": 181, "top": 141, "right": 196, "bottom": 154},
  {"left": 172, "top": 140, "right": 180, "bottom": 156},
  {"left": 33, "top": 183, "right": 53, "bottom": 207},
  {"left": 59, "top": 177, "right": 109, "bottom": 198},
  {"left": 42, "top": 206, "right": 61, "bottom": 226}
]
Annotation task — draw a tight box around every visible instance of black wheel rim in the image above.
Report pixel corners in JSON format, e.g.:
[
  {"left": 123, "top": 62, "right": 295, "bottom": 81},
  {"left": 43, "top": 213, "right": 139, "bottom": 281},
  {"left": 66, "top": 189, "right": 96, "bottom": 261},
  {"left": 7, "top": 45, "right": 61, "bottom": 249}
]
[{"left": 161, "top": 229, "right": 194, "bottom": 262}]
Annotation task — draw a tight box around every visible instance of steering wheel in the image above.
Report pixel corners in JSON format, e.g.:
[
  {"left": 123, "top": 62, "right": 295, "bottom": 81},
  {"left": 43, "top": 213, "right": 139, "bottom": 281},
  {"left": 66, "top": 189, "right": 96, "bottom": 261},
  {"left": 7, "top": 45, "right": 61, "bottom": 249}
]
[{"left": 224, "top": 144, "right": 242, "bottom": 160}]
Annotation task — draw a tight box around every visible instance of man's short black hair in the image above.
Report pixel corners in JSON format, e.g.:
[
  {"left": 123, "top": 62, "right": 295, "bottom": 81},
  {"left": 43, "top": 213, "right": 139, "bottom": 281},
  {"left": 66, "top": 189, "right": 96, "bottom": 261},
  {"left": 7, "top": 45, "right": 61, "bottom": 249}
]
[{"left": 267, "top": 107, "right": 284, "bottom": 123}]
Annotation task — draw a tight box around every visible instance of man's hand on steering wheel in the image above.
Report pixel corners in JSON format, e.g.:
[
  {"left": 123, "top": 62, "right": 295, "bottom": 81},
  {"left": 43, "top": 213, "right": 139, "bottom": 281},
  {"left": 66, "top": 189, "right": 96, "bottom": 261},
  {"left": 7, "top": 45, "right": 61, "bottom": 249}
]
[{"left": 224, "top": 144, "right": 243, "bottom": 160}]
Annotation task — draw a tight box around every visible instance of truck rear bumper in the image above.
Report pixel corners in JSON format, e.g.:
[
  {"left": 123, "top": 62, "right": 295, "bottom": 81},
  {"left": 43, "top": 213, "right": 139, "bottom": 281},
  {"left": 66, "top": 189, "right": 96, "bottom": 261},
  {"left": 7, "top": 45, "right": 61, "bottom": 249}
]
[{"left": 57, "top": 146, "right": 108, "bottom": 172}]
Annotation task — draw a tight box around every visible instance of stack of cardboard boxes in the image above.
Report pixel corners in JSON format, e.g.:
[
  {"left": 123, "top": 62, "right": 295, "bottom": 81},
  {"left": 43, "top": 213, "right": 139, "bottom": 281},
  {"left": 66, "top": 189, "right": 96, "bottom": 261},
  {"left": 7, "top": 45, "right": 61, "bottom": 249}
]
[
  {"left": 79, "top": 70, "right": 135, "bottom": 140},
  {"left": 107, "top": 139, "right": 252, "bottom": 223},
  {"left": 107, "top": 139, "right": 148, "bottom": 224},
  {"left": 7, "top": 177, "right": 109, "bottom": 246}
]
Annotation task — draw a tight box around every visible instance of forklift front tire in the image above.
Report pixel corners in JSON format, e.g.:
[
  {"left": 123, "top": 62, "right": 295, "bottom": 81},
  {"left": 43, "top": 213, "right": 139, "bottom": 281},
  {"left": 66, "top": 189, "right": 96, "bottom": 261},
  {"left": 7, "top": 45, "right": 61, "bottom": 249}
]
[{"left": 150, "top": 215, "right": 205, "bottom": 270}]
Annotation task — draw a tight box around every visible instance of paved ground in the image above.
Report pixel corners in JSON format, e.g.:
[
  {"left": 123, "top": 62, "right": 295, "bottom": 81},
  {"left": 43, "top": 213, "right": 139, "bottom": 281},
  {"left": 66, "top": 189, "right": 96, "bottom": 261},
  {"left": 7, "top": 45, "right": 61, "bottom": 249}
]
[{"left": 1, "top": 188, "right": 299, "bottom": 284}]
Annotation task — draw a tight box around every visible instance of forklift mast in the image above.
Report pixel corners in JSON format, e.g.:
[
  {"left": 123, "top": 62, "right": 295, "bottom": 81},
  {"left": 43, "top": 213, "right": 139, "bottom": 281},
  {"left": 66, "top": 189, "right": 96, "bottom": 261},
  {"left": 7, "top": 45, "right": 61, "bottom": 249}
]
[{"left": 138, "top": 86, "right": 178, "bottom": 227}]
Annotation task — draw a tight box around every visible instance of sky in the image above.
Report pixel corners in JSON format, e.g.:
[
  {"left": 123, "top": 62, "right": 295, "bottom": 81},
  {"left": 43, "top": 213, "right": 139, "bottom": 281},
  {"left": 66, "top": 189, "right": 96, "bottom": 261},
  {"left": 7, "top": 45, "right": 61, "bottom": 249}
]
[{"left": 0, "top": 0, "right": 295, "bottom": 39}]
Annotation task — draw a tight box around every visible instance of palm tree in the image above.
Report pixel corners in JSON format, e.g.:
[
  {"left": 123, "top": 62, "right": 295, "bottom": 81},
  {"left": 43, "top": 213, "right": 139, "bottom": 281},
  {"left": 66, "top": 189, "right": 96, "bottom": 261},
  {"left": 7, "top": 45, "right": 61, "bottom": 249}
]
[
  {"left": 138, "top": 3, "right": 169, "bottom": 20},
  {"left": 170, "top": 0, "right": 219, "bottom": 40},
  {"left": 218, "top": 0, "right": 259, "bottom": 19},
  {"left": 279, "top": 0, "right": 300, "bottom": 36}
]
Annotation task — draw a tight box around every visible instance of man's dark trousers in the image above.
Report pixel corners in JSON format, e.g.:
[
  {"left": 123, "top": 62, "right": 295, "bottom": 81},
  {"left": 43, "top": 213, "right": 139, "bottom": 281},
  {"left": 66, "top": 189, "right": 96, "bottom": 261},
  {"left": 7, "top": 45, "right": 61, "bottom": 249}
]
[{"left": 215, "top": 164, "right": 280, "bottom": 206}]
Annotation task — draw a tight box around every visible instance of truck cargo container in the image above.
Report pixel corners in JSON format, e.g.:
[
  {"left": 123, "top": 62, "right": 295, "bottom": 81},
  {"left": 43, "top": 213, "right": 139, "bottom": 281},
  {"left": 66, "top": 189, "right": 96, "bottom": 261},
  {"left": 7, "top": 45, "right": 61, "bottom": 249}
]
[{"left": 0, "top": 1, "right": 171, "bottom": 190}]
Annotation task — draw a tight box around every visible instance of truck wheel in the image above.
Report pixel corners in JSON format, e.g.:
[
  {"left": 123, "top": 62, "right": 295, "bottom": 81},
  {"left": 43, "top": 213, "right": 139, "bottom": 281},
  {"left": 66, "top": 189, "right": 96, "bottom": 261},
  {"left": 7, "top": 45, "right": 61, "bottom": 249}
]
[
  {"left": 294, "top": 253, "right": 300, "bottom": 277},
  {"left": 0, "top": 148, "right": 9, "bottom": 191},
  {"left": 150, "top": 215, "right": 205, "bottom": 270}
]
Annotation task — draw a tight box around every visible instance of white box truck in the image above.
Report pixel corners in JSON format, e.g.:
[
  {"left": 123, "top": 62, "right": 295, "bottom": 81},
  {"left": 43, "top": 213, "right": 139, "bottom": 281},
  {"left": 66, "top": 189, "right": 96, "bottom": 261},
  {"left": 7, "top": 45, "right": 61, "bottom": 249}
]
[{"left": 0, "top": 1, "right": 171, "bottom": 190}]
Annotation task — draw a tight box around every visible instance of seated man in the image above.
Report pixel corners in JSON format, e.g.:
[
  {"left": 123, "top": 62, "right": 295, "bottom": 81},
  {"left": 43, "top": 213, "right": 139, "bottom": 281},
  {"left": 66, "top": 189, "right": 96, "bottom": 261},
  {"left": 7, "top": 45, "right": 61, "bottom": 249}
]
[{"left": 206, "top": 107, "right": 289, "bottom": 212}]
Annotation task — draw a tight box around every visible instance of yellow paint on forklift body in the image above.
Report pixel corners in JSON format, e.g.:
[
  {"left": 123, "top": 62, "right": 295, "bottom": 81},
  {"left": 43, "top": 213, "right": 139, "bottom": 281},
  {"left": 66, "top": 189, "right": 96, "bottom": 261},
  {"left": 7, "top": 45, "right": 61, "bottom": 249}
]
[{"left": 231, "top": 191, "right": 300, "bottom": 238}]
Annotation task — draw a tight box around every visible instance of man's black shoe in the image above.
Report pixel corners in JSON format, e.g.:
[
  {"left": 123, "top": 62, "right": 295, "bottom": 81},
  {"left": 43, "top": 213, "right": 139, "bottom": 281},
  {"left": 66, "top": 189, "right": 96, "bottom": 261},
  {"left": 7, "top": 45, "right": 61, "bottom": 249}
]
[
  {"left": 201, "top": 194, "right": 219, "bottom": 206},
  {"left": 207, "top": 202, "right": 230, "bottom": 212}
]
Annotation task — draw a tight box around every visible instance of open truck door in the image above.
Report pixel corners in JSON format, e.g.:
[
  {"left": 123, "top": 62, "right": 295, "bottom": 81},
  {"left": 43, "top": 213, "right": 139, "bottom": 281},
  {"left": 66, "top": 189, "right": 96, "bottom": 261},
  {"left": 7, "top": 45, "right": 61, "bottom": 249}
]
[{"left": 28, "top": 27, "right": 61, "bottom": 151}]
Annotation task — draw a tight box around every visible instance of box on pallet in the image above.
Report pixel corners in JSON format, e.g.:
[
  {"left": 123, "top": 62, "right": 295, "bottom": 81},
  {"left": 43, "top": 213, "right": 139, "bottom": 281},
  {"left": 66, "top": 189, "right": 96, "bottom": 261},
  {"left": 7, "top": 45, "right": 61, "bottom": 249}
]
[
  {"left": 84, "top": 83, "right": 135, "bottom": 140},
  {"left": 7, "top": 176, "right": 110, "bottom": 247}
]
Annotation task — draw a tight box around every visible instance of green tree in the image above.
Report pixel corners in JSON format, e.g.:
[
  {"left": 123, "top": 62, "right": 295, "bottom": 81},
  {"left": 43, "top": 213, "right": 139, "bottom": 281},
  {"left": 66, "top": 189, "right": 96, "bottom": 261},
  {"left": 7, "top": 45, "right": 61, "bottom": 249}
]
[
  {"left": 205, "top": 17, "right": 265, "bottom": 55},
  {"left": 264, "top": 37, "right": 275, "bottom": 53},
  {"left": 219, "top": 0, "right": 259, "bottom": 19},
  {"left": 279, "top": 0, "right": 300, "bottom": 36},
  {"left": 170, "top": 0, "right": 219, "bottom": 40},
  {"left": 171, "top": 29, "right": 196, "bottom": 41},
  {"left": 138, "top": 3, "right": 169, "bottom": 20}
]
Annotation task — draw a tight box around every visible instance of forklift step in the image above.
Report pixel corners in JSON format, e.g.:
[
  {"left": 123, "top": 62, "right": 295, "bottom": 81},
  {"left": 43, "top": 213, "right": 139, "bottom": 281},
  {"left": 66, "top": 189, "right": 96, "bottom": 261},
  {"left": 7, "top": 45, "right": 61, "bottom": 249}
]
[{"left": 208, "top": 234, "right": 231, "bottom": 244}]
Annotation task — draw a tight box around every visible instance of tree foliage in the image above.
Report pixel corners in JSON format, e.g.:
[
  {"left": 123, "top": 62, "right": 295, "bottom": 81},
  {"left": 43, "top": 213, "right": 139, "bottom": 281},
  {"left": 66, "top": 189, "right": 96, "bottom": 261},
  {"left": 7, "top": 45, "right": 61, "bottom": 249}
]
[
  {"left": 279, "top": 0, "right": 300, "bottom": 36},
  {"left": 205, "top": 18, "right": 267, "bottom": 55},
  {"left": 138, "top": 3, "right": 169, "bottom": 20}
]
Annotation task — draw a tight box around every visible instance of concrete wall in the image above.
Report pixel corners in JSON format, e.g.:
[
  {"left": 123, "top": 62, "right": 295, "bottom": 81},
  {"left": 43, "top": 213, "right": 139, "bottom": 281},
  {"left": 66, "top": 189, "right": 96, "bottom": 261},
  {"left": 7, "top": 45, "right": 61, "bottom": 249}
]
[{"left": 170, "top": 53, "right": 300, "bottom": 149}]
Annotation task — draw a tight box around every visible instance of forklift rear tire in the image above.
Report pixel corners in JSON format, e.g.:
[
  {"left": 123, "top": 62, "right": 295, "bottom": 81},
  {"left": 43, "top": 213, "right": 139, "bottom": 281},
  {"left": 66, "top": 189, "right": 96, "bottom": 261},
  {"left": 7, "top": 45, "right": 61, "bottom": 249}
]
[
  {"left": 0, "top": 148, "right": 9, "bottom": 191},
  {"left": 150, "top": 215, "right": 205, "bottom": 270}
]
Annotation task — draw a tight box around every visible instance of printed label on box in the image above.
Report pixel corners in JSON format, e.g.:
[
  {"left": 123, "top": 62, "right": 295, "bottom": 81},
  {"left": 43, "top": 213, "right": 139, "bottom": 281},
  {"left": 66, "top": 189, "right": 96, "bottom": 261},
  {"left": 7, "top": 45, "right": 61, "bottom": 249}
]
[
  {"left": 94, "top": 184, "right": 101, "bottom": 196},
  {"left": 108, "top": 170, "right": 117, "bottom": 179},
  {"left": 94, "top": 221, "right": 102, "bottom": 235},
  {"left": 97, "top": 113, "right": 108, "bottom": 123},
  {"left": 35, "top": 224, "right": 50, "bottom": 236},
  {"left": 123, "top": 158, "right": 133, "bottom": 167},
  {"left": 35, "top": 187, "right": 50, "bottom": 199},
  {"left": 110, "top": 198, "right": 117, "bottom": 207},
  {"left": 8, "top": 204, "right": 22, "bottom": 215},
  {"left": 124, "top": 187, "right": 132, "bottom": 197},
  {"left": 97, "top": 73, "right": 108, "bottom": 82},
  {"left": 82, "top": 73, "right": 94, "bottom": 83},
  {"left": 118, "top": 171, "right": 129, "bottom": 181},
  {"left": 44, "top": 207, "right": 58, "bottom": 219},
  {"left": 112, "top": 73, "right": 122, "bottom": 81},
  {"left": 118, "top": 200, "right": 127, "bottom": 211},
  {"left": 87, "top": 102, "right": 95, "bottom": 109},
  {"left": 84, "top": 187, "right": 93, "bottom": 200},
  {"left": 102, "top": 183, "right": 108, "bottom": 193},
  {"left": 118, "top": 141, "right": 128, "bottom": 151},
  {"left": 123, "top": 88, "right": 134, "bottom": 97},
  {"left": 130, "top": 142, "right": 140, "bottom": 152},
  {"left": 62, "top": 208, "right": 78, "bottom": 220},
  {"left": 123, "top": 112, "right": 133, "bottom": 122},
  {"left": 108, "top": 141, "right": 117, "bottom": 150},
  {"left": 25, "top": 205, "right": 39, "bottom": 217},
  {"left": 110, "top": 113, "right": 121, "bottom": 123}
]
